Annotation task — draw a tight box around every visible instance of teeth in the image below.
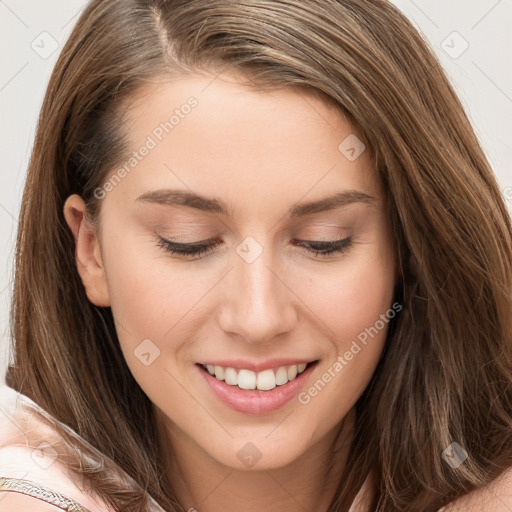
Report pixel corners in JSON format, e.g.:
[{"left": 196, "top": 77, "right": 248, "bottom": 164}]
[
  {"left": 203, "top": 362, "right": 311, "bottom": 391},
  {"left": 257, "top": 369, "right": 276, "bottom": 391},
  {"left": 287, "top": 365, "right": 297, "bottom": 380},
  {"left": 224, "top": 367, "right": 238, "bottom": 385},
  {"left": 237, "top": 369, "right": 256, "bottom": 390},
  {"left": 275, "top": 366, "right": 288, "bottom": 385},
  {"left": 214, "top": 366, "right": 225, "bottom": 380}
]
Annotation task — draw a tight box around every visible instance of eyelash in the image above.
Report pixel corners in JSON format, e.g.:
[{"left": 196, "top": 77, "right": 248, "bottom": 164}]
[{"left": 156, "top": 235, "right": 353, "bottom": 259}]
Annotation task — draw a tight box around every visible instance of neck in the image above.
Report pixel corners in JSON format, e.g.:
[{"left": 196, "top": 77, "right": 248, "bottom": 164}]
[{"left": 156, "top": 408, "right": 356, "bottom": 512}]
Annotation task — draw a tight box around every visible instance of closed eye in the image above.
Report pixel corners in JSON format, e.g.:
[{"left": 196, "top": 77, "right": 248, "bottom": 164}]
[{"left": 156, "top": 235, "right": 353, "bottom": 259}]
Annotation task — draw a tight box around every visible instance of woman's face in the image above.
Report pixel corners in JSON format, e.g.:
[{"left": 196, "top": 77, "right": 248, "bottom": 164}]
[{"left": 65, "top": 71, "right": 397, "bottom": 470}]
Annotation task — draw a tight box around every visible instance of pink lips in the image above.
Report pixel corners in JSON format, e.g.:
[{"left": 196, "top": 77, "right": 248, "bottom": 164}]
[{"left": 197, "top": 361, "right": 317, "bottom": 415}]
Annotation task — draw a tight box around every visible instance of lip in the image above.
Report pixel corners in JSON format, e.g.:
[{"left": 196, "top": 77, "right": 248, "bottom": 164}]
[
  {"left": 197, "top": 358, "right": 315, "bottom": 373},
  {"left": 197, "top": 360, "right": 318, "bottom": 415}
]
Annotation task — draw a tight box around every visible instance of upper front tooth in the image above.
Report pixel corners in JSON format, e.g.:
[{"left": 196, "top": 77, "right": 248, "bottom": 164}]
[
  {"left": 238, "top": 369, "right": 256, "bottom": 389},
  {"left": 257, "top": 369, "right": 276, "bottom": 390}
]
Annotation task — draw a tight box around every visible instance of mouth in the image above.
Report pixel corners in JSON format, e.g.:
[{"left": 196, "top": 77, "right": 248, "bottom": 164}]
[{"left": 196, "top": 359, "right": 319, "bottom": 415}]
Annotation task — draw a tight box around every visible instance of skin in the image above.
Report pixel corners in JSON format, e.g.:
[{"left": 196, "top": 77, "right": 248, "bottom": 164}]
[{"left": 63, "top": 71, "right": 398, "bottom": 511}]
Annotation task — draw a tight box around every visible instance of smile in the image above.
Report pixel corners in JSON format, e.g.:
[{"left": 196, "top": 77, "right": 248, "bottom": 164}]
[
  {"left": 201, "top": 362, "right": 311, "bottom": 390},
  {"left": 197, "top": 359, "right": 319, "bottom": 415}
]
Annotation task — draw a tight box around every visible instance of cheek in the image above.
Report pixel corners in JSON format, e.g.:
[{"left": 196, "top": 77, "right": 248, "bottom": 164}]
[
  {"left": 293, "top": 260, "right": 396, "bottom": 433},
  {"left": 339, "top": 257, "right": 395, "bottom": 338},
  {"left": 106, "top": 245, "right": 167, "bottom": 332},
  {"left": 297, "top": 241, "right": 395, "bottom": 393},
  {"left": 101, "top": 230, "right": 212, "bottom": 359},
  {"left": 301, "top": 240, "right": 396, "bottom": 343}
]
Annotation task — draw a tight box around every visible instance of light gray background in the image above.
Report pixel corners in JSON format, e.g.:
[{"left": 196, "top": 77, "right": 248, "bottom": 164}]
[{"left": 1, "top": 0, "right": 511, "bottom": 384}]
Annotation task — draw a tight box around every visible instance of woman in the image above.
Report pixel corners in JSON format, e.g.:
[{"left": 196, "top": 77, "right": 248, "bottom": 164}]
[{"left": 1, "top": 0, "right": 511, "bottom": 510}]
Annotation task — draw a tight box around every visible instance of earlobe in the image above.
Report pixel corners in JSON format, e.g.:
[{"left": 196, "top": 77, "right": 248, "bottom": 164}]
[{"left": 63, "top": 194, "right": 111, "bottom": 307}]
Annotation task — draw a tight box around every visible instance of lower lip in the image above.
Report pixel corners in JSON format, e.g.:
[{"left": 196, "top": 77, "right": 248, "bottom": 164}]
[{"left": 197, "top": 362, "right": 317, "bottom": 415}]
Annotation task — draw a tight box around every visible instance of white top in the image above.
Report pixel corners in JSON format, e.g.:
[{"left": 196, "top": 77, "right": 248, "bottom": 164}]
[
  {"left": 0, "top": 383, "right": 369, "bottom": 511},
  {"left": 0, "top": 383, "right": 165, "bottom": 511}
]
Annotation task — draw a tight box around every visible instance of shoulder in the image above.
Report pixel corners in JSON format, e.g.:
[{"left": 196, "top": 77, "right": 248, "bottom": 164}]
[
  {"left": 0, "top": 445, "right": 113, "bottom": 512},
  {"left": 0, "top": 386, "right": 164, "bottom": 512},
  {"left": 0, "top": 385, "right": 113, "bottom": 511},
  {"left": 441, "top": 466, "right": 512, "bottom": 512}
]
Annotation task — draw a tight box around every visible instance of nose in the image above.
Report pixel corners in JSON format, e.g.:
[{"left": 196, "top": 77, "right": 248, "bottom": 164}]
[{"left": 218, "top": 237, "right": 297, "bottom": 345}]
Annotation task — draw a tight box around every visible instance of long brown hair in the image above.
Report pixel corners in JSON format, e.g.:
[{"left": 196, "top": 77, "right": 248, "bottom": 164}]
[{"left": 6, "top": 0, "right": 512, "bottom": 510}]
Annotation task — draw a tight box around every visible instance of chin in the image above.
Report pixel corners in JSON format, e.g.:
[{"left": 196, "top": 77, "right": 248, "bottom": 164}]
[{"left": 200, "top": 427, "right": 317, "bottom": 471}]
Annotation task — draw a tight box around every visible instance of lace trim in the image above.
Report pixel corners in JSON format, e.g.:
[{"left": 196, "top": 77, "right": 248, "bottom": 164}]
[{"left": 0, "top": 476, "right": 92, "bottom": 511}]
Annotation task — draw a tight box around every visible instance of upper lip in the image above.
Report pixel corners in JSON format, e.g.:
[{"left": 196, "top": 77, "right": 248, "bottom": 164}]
[{"left": 198, "top": 358, "right": 317, "bottom": 372}]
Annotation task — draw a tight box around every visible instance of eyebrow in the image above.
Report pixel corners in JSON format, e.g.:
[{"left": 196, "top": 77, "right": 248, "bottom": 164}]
[{"left": 135, "top": 189, "right": 376, "bottom": 217}]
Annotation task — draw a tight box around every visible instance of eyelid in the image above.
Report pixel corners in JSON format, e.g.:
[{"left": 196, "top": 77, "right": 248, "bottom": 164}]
[
  {"left": 155, "top": 234, "right": 353, "bottom": 259},
  {"left": 156, "top": 236, "right": 219, "bottom": 256}
]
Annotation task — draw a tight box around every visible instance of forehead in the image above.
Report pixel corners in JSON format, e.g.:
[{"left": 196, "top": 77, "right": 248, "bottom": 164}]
[{"left": 108, "top": 72, "right": 381, "bottom": 215}]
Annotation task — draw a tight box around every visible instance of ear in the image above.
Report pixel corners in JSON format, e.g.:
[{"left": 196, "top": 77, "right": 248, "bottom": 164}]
[{"left": 63, "top": 194, "right": 111, "bottom": 307}]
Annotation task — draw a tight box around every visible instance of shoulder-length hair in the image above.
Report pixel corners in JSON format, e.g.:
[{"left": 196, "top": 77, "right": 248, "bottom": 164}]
[{"left": 7, "top": 0, "right": 512, "bottom": 510}]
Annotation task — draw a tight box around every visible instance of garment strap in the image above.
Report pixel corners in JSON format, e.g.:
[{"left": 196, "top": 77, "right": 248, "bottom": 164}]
[{"left": 0, "top": 476, "right": 92, "bottom": 512}]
